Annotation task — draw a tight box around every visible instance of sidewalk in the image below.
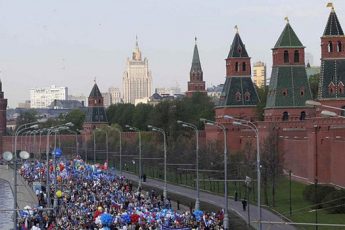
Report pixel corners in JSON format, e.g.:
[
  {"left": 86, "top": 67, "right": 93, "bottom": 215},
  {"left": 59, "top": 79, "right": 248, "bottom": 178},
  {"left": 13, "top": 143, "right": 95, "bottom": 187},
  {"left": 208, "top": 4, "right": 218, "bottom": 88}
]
[
  {"left": 0, "top": 165, "right": 38, "bottom": 210},
  {"left": 122, "top": 172, "right": 296, "bottom": 230}
]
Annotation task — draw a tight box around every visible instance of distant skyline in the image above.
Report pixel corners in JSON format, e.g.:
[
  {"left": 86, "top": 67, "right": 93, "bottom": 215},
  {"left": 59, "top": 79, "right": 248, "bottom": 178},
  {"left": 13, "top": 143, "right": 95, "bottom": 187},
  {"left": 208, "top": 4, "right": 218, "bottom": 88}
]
[{"left": 0, "top": 0, "right": 343, "bottom": 108}]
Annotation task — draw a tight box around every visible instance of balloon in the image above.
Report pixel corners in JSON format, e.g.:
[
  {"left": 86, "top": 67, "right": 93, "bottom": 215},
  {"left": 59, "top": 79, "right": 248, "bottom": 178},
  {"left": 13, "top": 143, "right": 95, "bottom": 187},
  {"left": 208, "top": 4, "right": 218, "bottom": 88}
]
[
  {"left": 57, "top": 175, "right": 62, "bottom": 183},
  {"left": 100, "top": 213, "right": 113, "bottom": 226},
  {"left": 56, "top": 190, "right": 62, "bottom": 198},
  {"left": 52, "top": 148, "right": 62, "bottom": 158},
  {"left": 98, "top": 206, "right": 103, "bottom": 211}
]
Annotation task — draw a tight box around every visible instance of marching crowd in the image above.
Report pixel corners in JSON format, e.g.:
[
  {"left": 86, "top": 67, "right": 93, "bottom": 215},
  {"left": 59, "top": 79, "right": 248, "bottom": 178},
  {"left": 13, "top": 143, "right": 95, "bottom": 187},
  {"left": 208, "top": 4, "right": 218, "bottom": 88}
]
[{"left": 17, "top": 155, "right": 226, "bottom": 229}]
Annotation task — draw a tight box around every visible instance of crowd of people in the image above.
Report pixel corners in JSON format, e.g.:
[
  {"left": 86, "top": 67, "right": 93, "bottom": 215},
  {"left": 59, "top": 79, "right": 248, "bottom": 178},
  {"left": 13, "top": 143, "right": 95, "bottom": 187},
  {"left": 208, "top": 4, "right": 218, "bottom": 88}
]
[{"left": 17, "top": 155, "right": 226, "bottom": 229}]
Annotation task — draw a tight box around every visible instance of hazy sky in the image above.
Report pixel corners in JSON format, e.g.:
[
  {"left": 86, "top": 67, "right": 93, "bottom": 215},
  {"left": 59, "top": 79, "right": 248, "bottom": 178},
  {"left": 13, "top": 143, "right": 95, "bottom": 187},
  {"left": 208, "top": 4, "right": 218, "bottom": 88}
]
[{"left": 0, "top": 0, "right": 343, "bottom": 108}]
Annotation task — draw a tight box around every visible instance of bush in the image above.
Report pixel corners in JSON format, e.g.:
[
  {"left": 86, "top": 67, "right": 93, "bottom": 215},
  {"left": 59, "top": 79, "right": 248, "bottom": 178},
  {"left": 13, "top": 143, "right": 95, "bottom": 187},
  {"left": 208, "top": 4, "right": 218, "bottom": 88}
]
[
  {"left": 303, "top": 184, "right": 336, "bottom": 207},
  {"left": 322, "top": 190, "right": 345, "bottom": 214}
]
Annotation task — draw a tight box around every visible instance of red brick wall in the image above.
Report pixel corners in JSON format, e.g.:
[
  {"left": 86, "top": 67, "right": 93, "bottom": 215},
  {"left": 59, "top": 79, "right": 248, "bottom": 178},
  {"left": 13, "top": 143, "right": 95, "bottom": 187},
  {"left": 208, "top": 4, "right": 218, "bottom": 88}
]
[
  {"left": 226, "top": 57, "right": 251, "bottom": 76},
  {"left": 321, "top": 37, "right": 345, "bottom": 59},
  {"left": 272, "top": 48, "right": 305, "bottom": 66},
  {"left": 205, "top": 118, "right": 345, "bottom": 188}
]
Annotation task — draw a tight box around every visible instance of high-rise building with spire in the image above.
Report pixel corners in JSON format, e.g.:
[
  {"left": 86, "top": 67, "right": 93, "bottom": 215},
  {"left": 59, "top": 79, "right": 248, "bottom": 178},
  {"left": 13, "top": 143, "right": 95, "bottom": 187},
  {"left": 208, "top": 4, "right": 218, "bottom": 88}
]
[
  {"left": 265, "top": 19, "right": 313, "bottom": 121},
  {"left": 122, "top": 38, "right": 152, "bottom": 104},
  {"left": 216, "top": 28, "right": 259, "bottom": 120},
  {"left": 317, "top": 5, "right": 345, "bottom": 112},
  {"left": 186, "top": 38, "right": 206, "bottom": 97}
]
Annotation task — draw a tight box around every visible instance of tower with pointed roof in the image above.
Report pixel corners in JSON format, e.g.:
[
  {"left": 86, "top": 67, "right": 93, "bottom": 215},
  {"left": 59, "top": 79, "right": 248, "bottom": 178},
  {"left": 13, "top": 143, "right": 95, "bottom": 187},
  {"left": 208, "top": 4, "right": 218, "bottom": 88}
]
[
  {"left": 215, "top": 29, "right": 259, "bottom": 120},
  {"left": 122, "top": 37, "right": 152, "bottom": 104},
  {"left": 186, "top": 38, "right": 206, "bottom": 97},
  {"left": 317, "top": 5, "right": 345, "bottom": 110},
  {"left": 264, "top": 19, "right": 313, "bottom": 121},
  {"left": 83, "top": 81, "right": 108, "bottom": 132}
]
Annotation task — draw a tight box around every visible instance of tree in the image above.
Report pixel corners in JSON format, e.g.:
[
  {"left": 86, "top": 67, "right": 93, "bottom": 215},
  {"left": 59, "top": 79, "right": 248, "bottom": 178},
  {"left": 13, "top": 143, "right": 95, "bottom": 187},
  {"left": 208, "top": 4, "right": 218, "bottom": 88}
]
[
  {"left": 132, "top": 103, "right": 154, "bottom": 130},
  {"left": 106, "top": 103, "right": 135, "bottom": 127},
  {"left": 64, "top": 109, "right": 86, "bottom": 131},
  {"left": 309, "top": 73, "right": 320, "bottom": 99},
  {"left": 15, "top": 109, "right": 38, "bottom": 130},
  {"left": 256, "top": 86, "right": 268, "bottom": 121},
  {"left": 260, "top": 125, "right": 284, "bottom": 206}
]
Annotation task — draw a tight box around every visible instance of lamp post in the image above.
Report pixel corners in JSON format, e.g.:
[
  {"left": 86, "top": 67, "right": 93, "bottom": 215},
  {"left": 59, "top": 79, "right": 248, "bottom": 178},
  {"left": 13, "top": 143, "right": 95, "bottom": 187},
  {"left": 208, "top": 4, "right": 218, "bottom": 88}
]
[
  {"left": 93, "top": 129, "right": 97, "bottom": 164},
  {"left": 125, "top": 125, "right": 142, "bottom": 188},
  {"left": 13, "top": 121, "right": 39, "bottom": 229},
  {"left": 32, "top": 130, "right": 38, "bottom": 159},
  {"left": 112, "top": 127, "right": 122, "bottom": 175},
  {"left": 148, "top": 125, "right": 167, "bottom": 199},
  {"left": 200, "top": 118, "right": 229, "bottom": 229},
  {"left": 65, "top": 129, "right": 79, "bottom": 157},
  {"left": 38, "top": 129, "right": 46, "bottom": 161},
  {"left": 224, "top": 115, "right": 261, "bottom": 230},
  {"left": 177, "top": 120, "right": 200, "bottom": 210},
  {"left": 93, "top": 128, "right": 109, "bottom": 164},
  {"left": 45, "top": 122, "right": 73, "bottom": 210}
]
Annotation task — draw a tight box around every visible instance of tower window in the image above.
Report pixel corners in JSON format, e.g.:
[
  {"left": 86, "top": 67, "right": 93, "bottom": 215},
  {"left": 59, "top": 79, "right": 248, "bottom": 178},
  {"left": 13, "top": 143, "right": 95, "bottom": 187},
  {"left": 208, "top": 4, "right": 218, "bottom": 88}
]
[
  {"left": 284, "top": 50, "right": 289, "bottom": 63},
  {"left": 337, "top": 41, "right": 342, "bottom": 52},
  {"left": 242, "top": 62, "right": 246, "bottom": 71},
  {"left": 244, "top": 91, "right": 251, "bottom": 101},
  {"left": 328, "top": 82, "right": 335, "bottom": 95},
  {"left": 282, "top": 89, "right": 288, "bottom": 96},
  {"left": 235, "top": 91, "right": 241, "bottom": 101},
  {"left": 235, "top": 62, "right": 239, "bottom": 72},
  {"left": 282, "top": 111, "right": 289, "bottom": 121},
  {"left": 338, "top": 81, "right": 344, "bottom": 94},
  {"left": 300, "top": 88, "right": 305, "bottom": 96},
  {"left": 328, "top": 41, "right": 333, "bottom": 52},
  {"left": 300, "top": 111, "right": 306, "bottom": 120},
  {"left": 294, "top": 50, "right": 299, "bottom": 63}
]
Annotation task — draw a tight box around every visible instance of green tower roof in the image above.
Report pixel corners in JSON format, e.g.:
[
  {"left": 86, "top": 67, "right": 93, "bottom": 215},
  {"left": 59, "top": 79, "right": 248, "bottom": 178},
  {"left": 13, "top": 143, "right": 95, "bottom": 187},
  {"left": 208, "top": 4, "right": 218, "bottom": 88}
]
[
  {"left": 89, "top": 83, "right": 102, "bottom": 98},
  {"left": 191, "top": 43, "right": 202, "bottom": 72},
  {"left": 323, "top": 9, "right": 344, "bottom": 36},
  {"left": 274, "top": 23, "right": 304, "bottom": 48},
  {"left": 227, "top": 33, "right": 249, "bottom": 58}
]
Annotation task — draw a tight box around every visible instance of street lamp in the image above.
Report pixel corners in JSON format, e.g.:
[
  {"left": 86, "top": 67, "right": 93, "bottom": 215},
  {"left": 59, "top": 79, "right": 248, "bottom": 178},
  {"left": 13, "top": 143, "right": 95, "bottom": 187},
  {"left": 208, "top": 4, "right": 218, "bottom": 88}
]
[
  {"left": 112, "top": 127, "right": 122, "bottom": 175},
  {"left": 93, "top": 128, "right": 109, "bottom": 164},
  {"left": 200, "top": 118, "right": 229, "bottom": 229},
  {"left": 45, "top": 122, "right": 73, "bottom": 210},
  {"left": 93, "top": 129, "right": 97, "bottom": 164},
  {"left": 12, "top": 121, "right": 39, "bottom": 229},
  {"left": 177, "top": 120, "right": 200, "bottom": 210},
  {"left": 224, "top": 115, "right": 262, "bottom": 230},
  {"left": 125, "top": 125, "right": 142, "bottom": 188},
  {"left": 320, "top": 110, "right": 344, "bottom": 118},
  {"left": 148, "top": 125, "right": 168, "bottom": 199},
  {"left": 62, "top": 129, "right": 79, "bottom": 157},
  {"left": 306, "top": 100, "right": 345, "bottom": 114}
]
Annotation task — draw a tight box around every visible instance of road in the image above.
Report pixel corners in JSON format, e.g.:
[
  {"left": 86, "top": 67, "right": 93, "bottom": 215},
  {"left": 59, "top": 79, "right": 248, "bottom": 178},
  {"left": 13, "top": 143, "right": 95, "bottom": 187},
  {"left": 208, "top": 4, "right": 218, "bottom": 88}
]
[{"left": 122, "top": 171, "right": 296, "bottom": 230}]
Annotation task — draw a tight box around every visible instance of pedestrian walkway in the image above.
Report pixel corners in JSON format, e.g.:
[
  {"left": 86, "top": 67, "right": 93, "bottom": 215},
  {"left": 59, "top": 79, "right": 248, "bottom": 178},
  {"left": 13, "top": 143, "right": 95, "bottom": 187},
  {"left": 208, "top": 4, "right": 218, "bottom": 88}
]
[
  {"left": 0, "top": 165, "right": 38, "bottom": 210},
  {"left": 122, "top": 172, "right": 297, "bottom": 230}
]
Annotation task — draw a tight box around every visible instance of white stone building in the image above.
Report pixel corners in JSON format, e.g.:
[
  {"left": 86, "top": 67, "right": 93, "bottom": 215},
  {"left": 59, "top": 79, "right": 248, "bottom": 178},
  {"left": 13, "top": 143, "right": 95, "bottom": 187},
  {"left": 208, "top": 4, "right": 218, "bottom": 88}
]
[
  {"left": 122, "top": 39, "right": 152, "bottom": 104},
  {"left": 30, "top": 85, "right": 68, "bottom": 108},
  {"left": 109, "top": 87, "right": 122, "bottom": 104}
]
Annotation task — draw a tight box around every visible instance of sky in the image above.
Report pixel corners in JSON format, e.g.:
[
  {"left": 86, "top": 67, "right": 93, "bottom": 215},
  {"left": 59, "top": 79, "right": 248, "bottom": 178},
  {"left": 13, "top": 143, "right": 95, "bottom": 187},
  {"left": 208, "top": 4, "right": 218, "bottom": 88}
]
[{"left": 0, "top": 0, "right": 344, "bottom": 108}]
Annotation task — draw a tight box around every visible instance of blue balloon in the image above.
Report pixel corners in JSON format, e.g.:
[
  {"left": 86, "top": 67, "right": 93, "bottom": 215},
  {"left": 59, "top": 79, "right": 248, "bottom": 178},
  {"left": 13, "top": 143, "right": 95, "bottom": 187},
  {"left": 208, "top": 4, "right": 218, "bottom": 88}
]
[
  {"left": 100, "top": 213, "right": 113, "bottom": 226},
  {"left": 52, "top": 148, "right": 62, "bottom": 157}
]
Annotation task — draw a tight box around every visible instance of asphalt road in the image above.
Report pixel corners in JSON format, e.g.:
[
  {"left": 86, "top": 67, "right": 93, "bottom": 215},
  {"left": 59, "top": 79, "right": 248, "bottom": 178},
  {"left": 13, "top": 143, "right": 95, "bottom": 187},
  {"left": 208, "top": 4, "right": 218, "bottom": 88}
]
[{"left": 122, "top": 171, "right": 297, "bottom": 230}]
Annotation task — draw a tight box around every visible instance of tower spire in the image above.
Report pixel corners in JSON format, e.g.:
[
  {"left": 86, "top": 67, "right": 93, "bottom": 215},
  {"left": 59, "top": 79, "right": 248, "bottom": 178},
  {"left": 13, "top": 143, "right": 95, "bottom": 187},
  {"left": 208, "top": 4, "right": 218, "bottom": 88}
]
[
  {"left": 326, "top": 2, "right": 334, "bottom": 11},
  {"left": 234, "top": 25, "right": 239, "bottom": 34},
  {"left": 284, "top": 16, "right": 289, "bottom": 24}
]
